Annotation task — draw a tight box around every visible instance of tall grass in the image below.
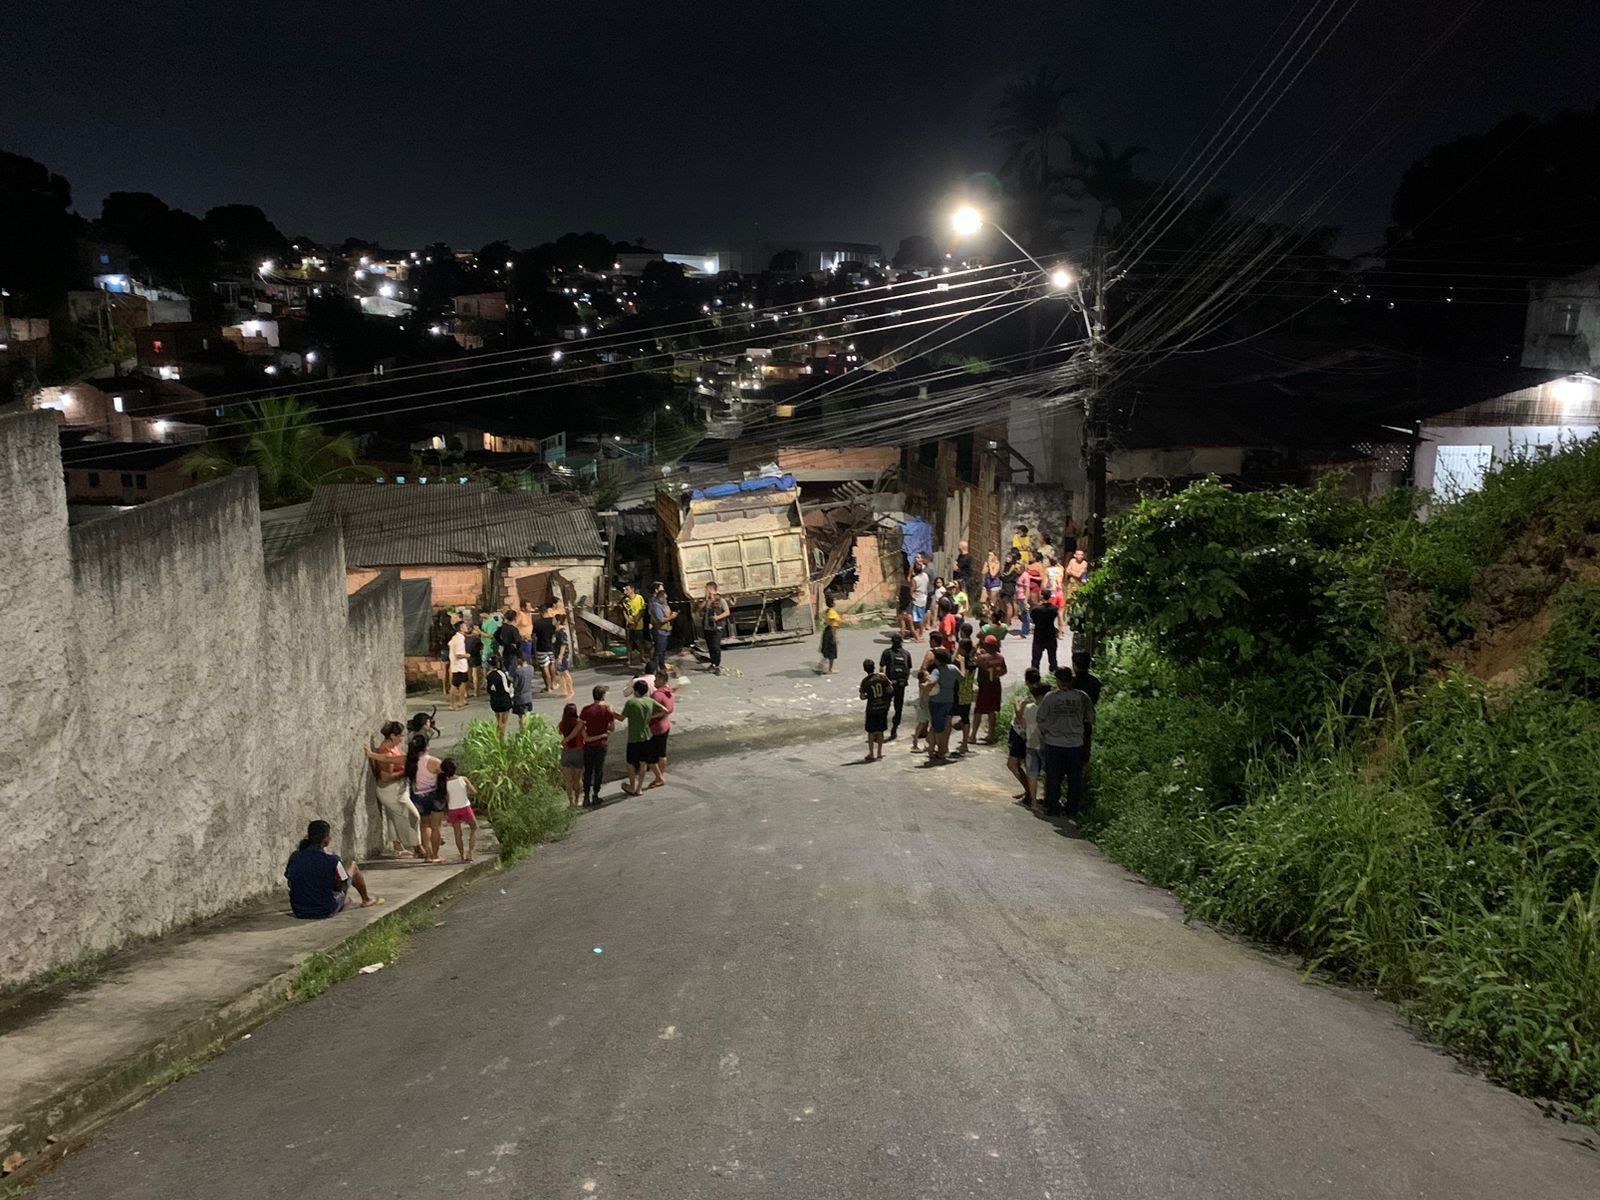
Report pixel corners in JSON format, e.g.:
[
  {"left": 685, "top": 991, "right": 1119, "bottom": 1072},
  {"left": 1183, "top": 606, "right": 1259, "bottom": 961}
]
[{"left": 461, "top": 718, "right": 575, "bottom": 864}]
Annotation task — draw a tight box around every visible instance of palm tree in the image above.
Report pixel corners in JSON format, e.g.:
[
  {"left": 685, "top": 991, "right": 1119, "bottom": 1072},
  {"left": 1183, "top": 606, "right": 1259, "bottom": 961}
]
[
  {"left": 1075, "top": 138, "right": 1147, "bottom": 237},
  {"left": 990, "top": 66, "right": 1078, "bottom": 191},
  {"left": 183, "top": 395, "right": 374, "bottom": 509},
  {"left": 990, "top": 66, "right": 1082, "bottom": 250}
]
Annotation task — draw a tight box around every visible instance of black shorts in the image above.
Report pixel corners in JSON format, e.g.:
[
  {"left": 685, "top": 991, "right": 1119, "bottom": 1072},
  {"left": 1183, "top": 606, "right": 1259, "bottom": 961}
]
[
  {"left": 865, "top": 709, "right": 889, "bottom": 733},
  {"left": 513, "top": 702, "right": 532, "bottom": 716},
  {"left": 1008, "top": 729, "right": 1027, "bottom": 759},
  {"left": 952, "top": 702, "right": 971, "bottom": 723},
  {"left": 626, "top": 740, "right": 651, "bottom": 765},
  {"left": 451, "top": 671, "right": 469, "bottom": 687},
  {"left": 648, "top": 731, "right": 668, "bottom": 761},
  {"left": 490, "top": 700, "right": 512, "bottom": 714}
]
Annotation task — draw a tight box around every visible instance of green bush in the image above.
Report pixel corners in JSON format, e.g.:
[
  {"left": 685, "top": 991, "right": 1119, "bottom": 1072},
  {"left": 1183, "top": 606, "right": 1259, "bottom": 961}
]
[
  {"left": 1077, "top": 443, "right": 1600, "bottom": 1123},
  {"left": 462, "top": 718, "right": 575, "bottom": 864},
  {"left": 1535, "top": 581, "right": 1600, "bottom": 700}
]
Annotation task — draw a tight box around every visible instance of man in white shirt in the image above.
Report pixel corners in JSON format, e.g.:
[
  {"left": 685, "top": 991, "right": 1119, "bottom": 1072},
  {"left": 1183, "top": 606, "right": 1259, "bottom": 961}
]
[
  {"left": 447, "top": 621, "right": 470, "bottom": 711},
  {"left": 910, "top": 566, "right": 931, "bottom": 641}
]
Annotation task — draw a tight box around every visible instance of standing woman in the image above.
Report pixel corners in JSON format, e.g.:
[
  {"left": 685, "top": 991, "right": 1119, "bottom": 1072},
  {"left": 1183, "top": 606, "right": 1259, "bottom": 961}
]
[
  {"left": 983, "top": 552, "right": 1003, "bottom": 614},
  {"left": 364, "top": 722, "right": 423, "bottom": 859},
  {"left": 1000, "top": 552, "right": 1022, "bottom": 627},
  {"left": 557, "top": 703, "right": 586, "bottom": 808},
  {"left": 818, "top": 593, "right": 841, "bottom": 674},
  {"left": 1045, "top": 555, "right": 1065, "bottom": 601},
  {"left": 404, "top": 733, "right": 446, "bottom": 863},
  {"left": 554, "top": 616, "right": 576, "bottom": 699}
]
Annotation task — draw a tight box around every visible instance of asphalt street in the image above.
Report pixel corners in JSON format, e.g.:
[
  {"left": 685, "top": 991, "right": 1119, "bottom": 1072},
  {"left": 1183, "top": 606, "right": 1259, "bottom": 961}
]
[{"left": 35, "top": 733, "right": 1599, "bottom": 1199}]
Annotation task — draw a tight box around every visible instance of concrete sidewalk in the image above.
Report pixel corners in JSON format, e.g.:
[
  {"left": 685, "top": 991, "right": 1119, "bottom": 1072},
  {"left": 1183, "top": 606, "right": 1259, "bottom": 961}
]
[{"left": 0, "top": 846, "right": 494, "bottom": 1181}]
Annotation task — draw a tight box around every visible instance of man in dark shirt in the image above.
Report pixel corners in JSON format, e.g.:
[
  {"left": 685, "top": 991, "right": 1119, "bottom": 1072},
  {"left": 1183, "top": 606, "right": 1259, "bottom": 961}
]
[
  {"left": 532, "top": 607, "right": 558, "bottom": 691},
  {"left": 879, "top": 634, "right": 913, "bottom": 740},
  {"left": 859, "top": 658, "right": 892, "bottom": 761},
  {"left": 1029, "top": 590, "right": 1060, "bottom": 672},
  {"left": 285, "top": 820, "right": 380, "bottom": 918},
  {"left": 1071, "top": 651, "right": 1103, "bottom": 705},
  {"left": 954, "top": 539, "right": 973, "bottom": 595}
]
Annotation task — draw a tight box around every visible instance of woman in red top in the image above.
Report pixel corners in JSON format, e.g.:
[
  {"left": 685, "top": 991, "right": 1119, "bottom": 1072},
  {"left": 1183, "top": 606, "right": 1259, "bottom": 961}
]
[
  {"left": 577, "top": 684, "right": 622, "bottom": 808},
  {"left": 557, "top": 703, "right": 586, "bottom": 808}
]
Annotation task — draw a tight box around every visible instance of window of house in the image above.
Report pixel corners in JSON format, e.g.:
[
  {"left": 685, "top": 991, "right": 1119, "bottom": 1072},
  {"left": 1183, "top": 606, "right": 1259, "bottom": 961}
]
[
  {"left": 88, "top": 472, "right": 100, "bottom": 487},
  {"left": 98, "top": 253, "right": 110, "bottom": 265},
  {"left": 120, "top": 473, "right": 133, "bottom": 487},
  {"left": 136, "top": 474, "right": 148, "bottom": 489},
  {"left": 1548, "top": 303, "right": 1580, "bottom": 337}
]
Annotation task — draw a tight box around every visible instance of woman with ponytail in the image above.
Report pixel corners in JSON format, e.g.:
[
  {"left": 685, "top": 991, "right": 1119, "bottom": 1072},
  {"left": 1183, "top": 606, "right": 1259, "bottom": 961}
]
[{"left": 405, "top": 733, "right": 447, "bottom": 863}]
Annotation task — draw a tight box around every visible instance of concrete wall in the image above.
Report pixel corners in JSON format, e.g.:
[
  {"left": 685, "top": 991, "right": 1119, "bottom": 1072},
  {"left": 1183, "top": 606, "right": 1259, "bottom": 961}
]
[
  {"left": 1, "top": 410, "right": 403, "bottom": 987},
  {"left": 1002, "top": 481, "right": 1076, "bottom": 558}
]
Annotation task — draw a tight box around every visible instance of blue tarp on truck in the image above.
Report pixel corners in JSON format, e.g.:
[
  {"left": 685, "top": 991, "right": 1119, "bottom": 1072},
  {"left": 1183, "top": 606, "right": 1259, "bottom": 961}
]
[{"left": 690, "top": 474, "right": 797, "bottom": 501}]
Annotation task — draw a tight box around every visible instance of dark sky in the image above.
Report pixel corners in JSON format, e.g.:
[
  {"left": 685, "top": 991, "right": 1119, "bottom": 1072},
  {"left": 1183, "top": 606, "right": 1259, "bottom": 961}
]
[{"left": 4, "top": 1, "right": 1593, "bottom": 256}]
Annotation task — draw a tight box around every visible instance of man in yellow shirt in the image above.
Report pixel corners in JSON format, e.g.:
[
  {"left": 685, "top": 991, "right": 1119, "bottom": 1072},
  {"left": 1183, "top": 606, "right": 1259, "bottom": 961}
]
[
  {"left": 620, "top": 583, "right": 648, "bottom": 666},
  {"left": 1011, "top": 524, "right": 1034, "bottom": 564}
]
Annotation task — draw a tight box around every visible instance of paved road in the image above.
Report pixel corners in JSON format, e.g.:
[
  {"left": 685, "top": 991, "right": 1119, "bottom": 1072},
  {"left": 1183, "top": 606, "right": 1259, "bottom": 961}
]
[{"left": 37, "top": 734, "right": 1598, "bottom": 1199}]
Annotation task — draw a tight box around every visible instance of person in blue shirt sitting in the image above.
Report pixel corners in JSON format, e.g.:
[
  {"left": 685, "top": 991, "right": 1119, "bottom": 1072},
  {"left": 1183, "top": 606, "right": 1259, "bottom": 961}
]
[{"left": 284, "top": 820, "right": 383, "bottom": 919}]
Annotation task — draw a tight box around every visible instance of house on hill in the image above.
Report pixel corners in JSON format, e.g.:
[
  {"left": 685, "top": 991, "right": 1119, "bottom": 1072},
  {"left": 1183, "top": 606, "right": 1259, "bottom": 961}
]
[{"left": 275, "top": 482, "right": 606, "bottom": 683}]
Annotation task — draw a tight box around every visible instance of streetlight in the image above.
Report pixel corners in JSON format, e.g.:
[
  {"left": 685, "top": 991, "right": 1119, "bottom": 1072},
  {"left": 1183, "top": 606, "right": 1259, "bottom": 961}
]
[{"left": 952, "top": 203, "right": 1110, "bottom": 570}]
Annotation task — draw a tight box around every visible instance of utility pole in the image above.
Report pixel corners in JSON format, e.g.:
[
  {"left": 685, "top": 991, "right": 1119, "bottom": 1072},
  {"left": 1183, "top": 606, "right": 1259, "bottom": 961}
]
[{"left": 1081, "top": 239, "right": 1110, "bottom": 564}]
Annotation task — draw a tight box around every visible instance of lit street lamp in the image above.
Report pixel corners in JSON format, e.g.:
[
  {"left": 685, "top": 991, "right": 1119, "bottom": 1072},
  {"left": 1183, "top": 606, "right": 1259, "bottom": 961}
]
[{"left": 952, "top": 204, "right": 1112, "bottom": 569}]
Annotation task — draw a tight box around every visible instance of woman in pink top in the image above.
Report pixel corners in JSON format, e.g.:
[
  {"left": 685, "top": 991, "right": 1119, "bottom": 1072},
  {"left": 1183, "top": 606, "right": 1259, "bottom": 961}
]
[
  {"left": 404, "top": 733, "right": 446, "bottom": 863},
  {"left": 646, "top": 682, "right": 675, "bottom": 789}
]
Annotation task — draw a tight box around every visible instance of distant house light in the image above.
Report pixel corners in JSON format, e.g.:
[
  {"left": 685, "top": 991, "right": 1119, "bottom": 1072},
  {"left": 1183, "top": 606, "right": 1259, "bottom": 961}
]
[{"left": 113, "top": 396, "right": 124, "bottom": 412}]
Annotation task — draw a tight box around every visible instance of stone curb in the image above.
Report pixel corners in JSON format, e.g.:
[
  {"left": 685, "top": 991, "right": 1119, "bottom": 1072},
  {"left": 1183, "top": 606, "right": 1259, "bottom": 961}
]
[{"left": 2, "top": 854, "right": 498, "bottom": 1187}]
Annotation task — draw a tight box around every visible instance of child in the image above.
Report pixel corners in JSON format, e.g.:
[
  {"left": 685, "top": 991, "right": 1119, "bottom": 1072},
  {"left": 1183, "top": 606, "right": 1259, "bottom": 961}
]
[
  {"left": 819, "top": 594, "right": 841, "bottom": 674},
  {"left": 858, "top": 658, "right": 891, "bottom": 762},
  {"left": 952, "top": 639, "right": 977, "bottom": 755},
  {"left": 439, "top": 758, "right": 478, "bottom": 863},
  {"left": 910, "top": 666, "right": 935, "bottom": 753},
  {"left": 1007, "top": 669, "right": 1040, "bottom": 803}
]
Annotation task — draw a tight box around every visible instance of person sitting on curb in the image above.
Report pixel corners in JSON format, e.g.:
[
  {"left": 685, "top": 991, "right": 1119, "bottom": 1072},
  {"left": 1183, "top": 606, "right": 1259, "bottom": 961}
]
[{"left": 285, "top": 820, "right": 382, "bottom": 918}]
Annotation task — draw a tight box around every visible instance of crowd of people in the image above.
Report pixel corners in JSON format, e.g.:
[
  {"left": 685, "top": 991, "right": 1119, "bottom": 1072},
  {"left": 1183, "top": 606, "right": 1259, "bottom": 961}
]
[
  {"left": 286, "top": 533, "right": 1096, "bottom": 920},
  {"left": 856, "top": 526, "right": 1101, "bottom": 819},
  {"left": 445, "top": 604, "right": 576, "bottom": 716}
]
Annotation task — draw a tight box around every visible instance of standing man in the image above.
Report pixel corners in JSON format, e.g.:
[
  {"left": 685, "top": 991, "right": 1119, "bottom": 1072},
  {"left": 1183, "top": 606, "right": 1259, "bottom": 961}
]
[
  {"left": 532, "top": 605, "right": 558, "bottom": 692},
  {"left": 510, "top": 651, "right": 537, "bottom": 730},
  {"left": 954, "top": 539, "right": 973, "bottom": 597},
  {"left": 1029, "top": 589, "right": 1060, "bottom": 673},
  {"left": 494, "top": 610, "right": 523, "bottom": 670},
  {"left": 620, "top": 583, "right": 648, "bottom": 667},
  {"left": 648, "top": 583, "right": 676, "bottom": 677},
  {"left": 479, "top": 609, "right": 502, "bottom": 666},
  {"left": 858, "top": 658, "right": 891, "bottom": 761},
  {"left": 700, "top": 580, "right": 730, "bottom": 675},
  {"left": 446, "top": 621, "right": 470, "bottom": 711},
  {"left": 1072, "top": 650, "right": 1103, "bottom": 705},
  {"left": 578, "top": 684, "right": 621, "bottom": 807},
  {"left": 910, "top": 560, "right": 931, "bottom": 642},
  {"left": 621, "top": 679, "right": 667, "bottom": 797},
  {"left": 879, "top": 633, "right": 913, "bottom": 741},
  {"left": 1036, "top": 666, "right": 1095, "bottom": 818}
]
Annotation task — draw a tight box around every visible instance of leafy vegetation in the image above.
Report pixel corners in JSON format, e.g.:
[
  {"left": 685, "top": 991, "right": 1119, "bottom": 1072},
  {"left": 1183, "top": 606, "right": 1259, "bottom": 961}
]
[
  {"left": 1080, "top": 437, "right": 1600, "bottom": 1122},
  {"left": 461, "top": 718, "right": 576, "bottom": 864},
  {"left": 181, "top": 395, "right": 374, "bottom": 509},
  {"left": 290, "top": 900, "right": 445, "bottom": 1003}
]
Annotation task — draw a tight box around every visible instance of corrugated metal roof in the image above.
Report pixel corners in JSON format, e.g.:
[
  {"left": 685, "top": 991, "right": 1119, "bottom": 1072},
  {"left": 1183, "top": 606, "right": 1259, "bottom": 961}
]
[
  {"left": 305, "top": 483, "right": 603, "bottom": 567},
  {"left": 259, "top": 501, "right": 311, "bottom": 561}
]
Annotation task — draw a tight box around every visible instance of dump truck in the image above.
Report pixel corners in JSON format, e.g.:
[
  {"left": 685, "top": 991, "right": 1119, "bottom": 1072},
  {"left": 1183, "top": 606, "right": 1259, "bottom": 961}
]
[{"left": 656, "top": 474, "right": 815, "bottom": 644}]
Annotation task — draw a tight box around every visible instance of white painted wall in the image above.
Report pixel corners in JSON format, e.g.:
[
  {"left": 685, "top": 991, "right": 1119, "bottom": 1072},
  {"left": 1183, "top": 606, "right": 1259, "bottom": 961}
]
[{"left": 1415, "top": 424, "right": 1599, "bottom": 498}]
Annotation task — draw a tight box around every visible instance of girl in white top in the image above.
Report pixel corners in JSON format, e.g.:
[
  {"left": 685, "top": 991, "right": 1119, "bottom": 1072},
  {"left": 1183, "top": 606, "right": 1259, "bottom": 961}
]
[{"left": 438, "top": 759, "right": 479, "bottom": 863}]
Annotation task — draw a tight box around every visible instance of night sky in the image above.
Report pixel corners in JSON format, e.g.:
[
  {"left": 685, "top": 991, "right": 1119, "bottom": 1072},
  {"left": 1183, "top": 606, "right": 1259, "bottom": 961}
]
[{"left": 4, "top": 1, "right": 1593, "bottom": 255}]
